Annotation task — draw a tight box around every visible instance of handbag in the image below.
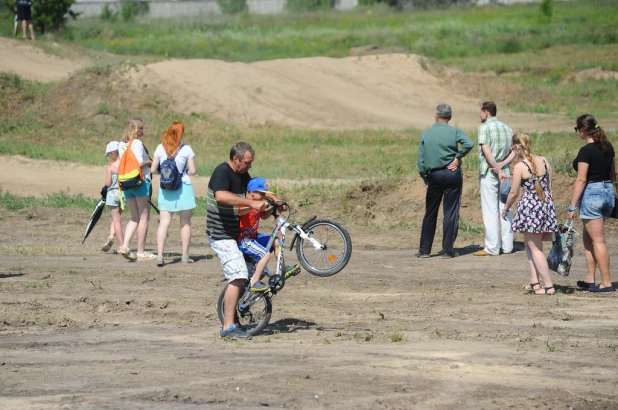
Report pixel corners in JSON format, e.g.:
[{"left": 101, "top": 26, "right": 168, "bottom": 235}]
[
  {"left": 547, "top": 219, "right": 578, "bottom": 277},
  {"left": 610, "top": 195, "right": 618, "bottom": 219}
]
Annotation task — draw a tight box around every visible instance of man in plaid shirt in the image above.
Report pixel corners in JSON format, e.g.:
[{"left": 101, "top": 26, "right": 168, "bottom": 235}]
[{"left": 473, "top": 102, "right": 516, "bottom": 257}]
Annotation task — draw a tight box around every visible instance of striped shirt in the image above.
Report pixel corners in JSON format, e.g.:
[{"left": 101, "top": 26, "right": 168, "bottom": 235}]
[
  {"left": 206, "top": 162, "right": 251, "bottom": 241},
  {"left": 478, "top": 117, "right": 513, "bottom": 176}
]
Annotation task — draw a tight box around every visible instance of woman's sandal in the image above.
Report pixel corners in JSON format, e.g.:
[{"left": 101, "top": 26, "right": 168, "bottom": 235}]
[
  {"left": 156, "top": 256, "right": 165, "bottom": 267},
  {"left": 181, "top": 255, "right": 194, "bottom": 264},
  {"left": 535, "top": 286, "right": 555, "bottom": 295},
  {"left": 523, "top": 283, "right": 541, "bottom": 291},
  {"left": 119, "top": 246, "right": 136, "bottom": 261},
  {"left": 136, "top": 252, "right": 157, "bottom": 260}
]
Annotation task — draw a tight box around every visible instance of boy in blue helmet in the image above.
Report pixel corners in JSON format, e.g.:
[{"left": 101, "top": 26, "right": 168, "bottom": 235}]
[{"left": 237, "top": 177, "right": 300, "bottom": 292}]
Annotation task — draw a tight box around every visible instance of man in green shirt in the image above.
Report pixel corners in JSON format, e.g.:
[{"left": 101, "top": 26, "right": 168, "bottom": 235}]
[{"left": 416, "top": 103, "right": 474, "bottom": 258}]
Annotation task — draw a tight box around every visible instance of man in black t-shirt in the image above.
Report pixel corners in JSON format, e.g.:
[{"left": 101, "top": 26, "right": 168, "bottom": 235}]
[
  {"left": 206, "top": 142, "right": 266, "bottom": 339},
  {"left": 15, "top": 0, "right": 35, "bottom": 40}
]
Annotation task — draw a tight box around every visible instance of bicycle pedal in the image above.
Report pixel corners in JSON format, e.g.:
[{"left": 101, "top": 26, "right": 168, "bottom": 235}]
[{"left": 284, "top": 266, "right": 301, "bottom": 278}]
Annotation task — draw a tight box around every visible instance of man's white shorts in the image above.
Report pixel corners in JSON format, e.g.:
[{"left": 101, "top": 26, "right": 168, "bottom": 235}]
[{"left": 208, "top": 237, "right": 248, "bottom": 282}]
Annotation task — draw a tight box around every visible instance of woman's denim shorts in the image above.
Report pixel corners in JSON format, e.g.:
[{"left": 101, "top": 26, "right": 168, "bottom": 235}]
[
  {"left": 123, "top": 178, "right": 150, "bottom": 200},
  {"left": 579, "top": 181, "right": 615, "bottom": 220}
]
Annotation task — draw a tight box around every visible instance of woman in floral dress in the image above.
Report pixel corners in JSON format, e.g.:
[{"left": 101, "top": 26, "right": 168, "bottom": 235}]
[{"left": 502, "top": 133, "right": 559, "bottom": 295}]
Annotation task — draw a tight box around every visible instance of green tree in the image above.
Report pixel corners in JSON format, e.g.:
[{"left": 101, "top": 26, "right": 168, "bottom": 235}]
[
  {"left": 32, "top": 0, "right": 79, "bottom": 33},
  {"left": 217, "top": 0, "right": 247, "bottom": 14},
  {"left": 1, "top": 0, "right": 78, "bottom": 33},
  {"left": 539, "top": 0, "right": 553, "bottom": 22}
]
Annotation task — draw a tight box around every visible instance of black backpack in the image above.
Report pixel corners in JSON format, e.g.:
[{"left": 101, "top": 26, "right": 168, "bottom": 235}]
[{"left": 159, "top": 144, "right": 185, "bottom": 191}]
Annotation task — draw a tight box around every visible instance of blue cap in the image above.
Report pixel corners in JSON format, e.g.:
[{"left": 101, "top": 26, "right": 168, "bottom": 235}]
[
  {"left": 247, "top": 177, "right": 269, "bottom": 193},
  {"left": 500, "top": 181, "right": 511, "bottom": 203}
]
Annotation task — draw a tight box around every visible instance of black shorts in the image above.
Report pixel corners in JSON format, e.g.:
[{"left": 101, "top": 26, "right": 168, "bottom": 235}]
[{"left": 16, "top": 5, "right": 32, "bottom": 21}]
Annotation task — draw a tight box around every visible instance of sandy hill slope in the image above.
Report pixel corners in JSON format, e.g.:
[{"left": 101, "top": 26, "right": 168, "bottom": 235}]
[
  {"left": 0, "top": 38, "right": 88, "bottom": 81},
  {"left": 129, "top": 53, "right": 569, "bottom": 131}
]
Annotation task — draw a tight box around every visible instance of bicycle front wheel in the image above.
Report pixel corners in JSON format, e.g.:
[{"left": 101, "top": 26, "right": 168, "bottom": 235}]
[
  {"left": 216, "top": 284, "right": 272, "bottom": 335},
  {"left": 295, "top": 218, "right": 352, "bottom": 277}
]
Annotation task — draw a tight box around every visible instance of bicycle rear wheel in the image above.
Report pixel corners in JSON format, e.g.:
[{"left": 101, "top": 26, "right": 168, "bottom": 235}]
[
  {"left": 216, "top": 284, "right": 272, "bottom": 335},
  {"left": 295, "top": 218, "right": 352, "bottom": 277}
]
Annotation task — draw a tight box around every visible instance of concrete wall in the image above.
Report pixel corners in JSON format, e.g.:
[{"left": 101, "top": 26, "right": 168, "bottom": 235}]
[{"left": 72, "top": 0, "right": 542, "bottom": 19}]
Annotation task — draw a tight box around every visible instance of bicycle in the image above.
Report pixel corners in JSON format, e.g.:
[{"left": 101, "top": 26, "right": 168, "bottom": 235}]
[{"left": 216, "top": 199, "right": 352, "bottom": 335}]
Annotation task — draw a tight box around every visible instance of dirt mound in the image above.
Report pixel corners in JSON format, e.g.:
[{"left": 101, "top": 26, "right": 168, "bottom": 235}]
[
  {"left": 0, "top": 38, "right": 576, "bottom": 131},
  {"left": 0, "top": 38, "right": 89, "bottom": 81},
  {"left": 129, "top": 54, "right": 569, "bottom": 131}
]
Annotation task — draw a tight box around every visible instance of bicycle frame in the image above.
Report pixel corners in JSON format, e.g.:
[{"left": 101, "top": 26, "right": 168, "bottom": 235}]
[{"left": 264, "top": 214, "right": 325, "bottom": 278}]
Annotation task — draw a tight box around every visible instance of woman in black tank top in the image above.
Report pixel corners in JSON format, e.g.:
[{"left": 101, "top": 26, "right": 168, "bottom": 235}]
[{"left": 567, "top": 114, "right": 615, "bottom": 293}]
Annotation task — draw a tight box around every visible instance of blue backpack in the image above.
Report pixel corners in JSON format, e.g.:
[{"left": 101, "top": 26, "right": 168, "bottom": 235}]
[{"left": 159, "top": 144, "right": 185, "bottom": 191}]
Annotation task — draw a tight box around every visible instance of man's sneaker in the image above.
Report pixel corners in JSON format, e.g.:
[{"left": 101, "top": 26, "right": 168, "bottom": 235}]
[
  {"left": 284, "top": 264, "right": 301, "bottom": 279},
  {"left": 219, "top": 324, "right": 252, "bottom": 340},
  {"left": 249, "top": 280, "right": 269, "bottom": 293},
  {"left": 438, "top": 250, "right": 459, "bottom": 259},
  {"left": 414, "top": 251, "right": 430, "bottom": 258},
  {"left": 440, "top": 252, "right": 459, "bottom": 259}
]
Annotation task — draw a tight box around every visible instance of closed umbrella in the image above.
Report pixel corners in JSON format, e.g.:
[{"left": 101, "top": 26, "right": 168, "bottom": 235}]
[{"left": 82, "top": 198, "right": 106, "bottom": 244}]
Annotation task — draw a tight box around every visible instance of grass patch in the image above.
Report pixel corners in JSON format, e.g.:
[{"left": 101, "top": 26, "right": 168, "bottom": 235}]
[
  {"left": 46, "top": 1, "right": 618, "bottom": 64},
  {"left": 354, "top": 332, "right": 374, "bottom": 342},
  {"left": 389, "top": 331, "right": 405, "bottom": 342},
  {"left": 0, "top": 189, "right": 95, "bottom": 211}
]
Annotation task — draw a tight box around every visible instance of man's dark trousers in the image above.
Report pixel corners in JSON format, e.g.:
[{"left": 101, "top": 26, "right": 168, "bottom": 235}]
[{"left": 419, "top": 168, "right": 462, "bottom": 255}]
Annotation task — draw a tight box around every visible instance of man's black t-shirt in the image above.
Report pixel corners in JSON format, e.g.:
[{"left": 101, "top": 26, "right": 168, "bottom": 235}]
[
  {"left": 573, "top": 141, "right": 615, "bottom": 182},
  {"left": 206, "top": 162, "right": 251, "bottom": 240}
]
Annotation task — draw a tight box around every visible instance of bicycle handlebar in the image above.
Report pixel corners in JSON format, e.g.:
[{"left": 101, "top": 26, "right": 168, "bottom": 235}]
[{"left": 265, "top": 199, "right": 289, "bottom": 218}]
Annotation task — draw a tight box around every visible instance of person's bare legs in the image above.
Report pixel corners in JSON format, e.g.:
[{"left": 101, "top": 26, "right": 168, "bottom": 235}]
[
  {"left": 110, "top": 206, "right": 123, "bottom": 245},
  {"left": 21, "top": 20, "right": 27, "bottom": 39},
  {"left": 582, "top": 218, "right": 611, "bottom": 288},
  {"left": 157, "top": 211, "right": 172, "bottom": 257},
  {"left": 27, "top": 21, "right": 35, "bottom": 40},
  {"left": 122, "top": 197, "right": 139, "bottom": 251},
  {"left": 523, "top": 242, "right": 541, "bottom": 290},
  {"left": 223, "top": 279, "right": 244, "bottom": 329},
  {"left": 250, "top": 252, "right": 271, "bottom": 286},
  {"left": 135, "top": 195, "right": 151, "bottom": 255},
  {"left": 581, "top": 222, "right": 598, "bottom": 284},
  {"left": 524, "top": 233, "right": 555, "bottom": 294},
  {"left": 179, "top": 210, "right": 192, "bottom": 258}
]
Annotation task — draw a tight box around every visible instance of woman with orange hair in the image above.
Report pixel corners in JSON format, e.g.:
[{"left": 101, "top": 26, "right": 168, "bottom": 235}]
[{"left": 151, "top": 121, "right": 197, "bottom": 266}]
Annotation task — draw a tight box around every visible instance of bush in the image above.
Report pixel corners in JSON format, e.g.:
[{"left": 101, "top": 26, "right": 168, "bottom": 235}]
[
  {"left": 217, "top": 0, "right": 247, "bottom": 14},
  {"left": 100, "top": 4, "right": 118, "bottom": 22},
  {"left": 358, "top": 0, "right": 401, "bottom": 7},
  {"left": 120, "top": 0, "right": 149, "bottom": 22},
  {"left": 286, "top": 0, "right": 333, "bottom": 13},
  {"left": 500, "top": 36, "right": 523, "bottom": 54},
  {"left": 411, "top": 0, "right": 472, "bottom": 8},
  {"left": 539, "top": 0, "right": 553, "bottom": 23}
]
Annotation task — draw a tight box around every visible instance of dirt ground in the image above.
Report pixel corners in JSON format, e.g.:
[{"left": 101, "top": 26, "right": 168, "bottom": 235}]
[{"left": 2, "top": 176, "right": 618, "bottom": 409}]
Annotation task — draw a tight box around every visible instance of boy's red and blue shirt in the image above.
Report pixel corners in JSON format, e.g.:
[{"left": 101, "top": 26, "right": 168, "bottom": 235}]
[{"left": 237, "top": 209, "right": 266, "bottom": 241}]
